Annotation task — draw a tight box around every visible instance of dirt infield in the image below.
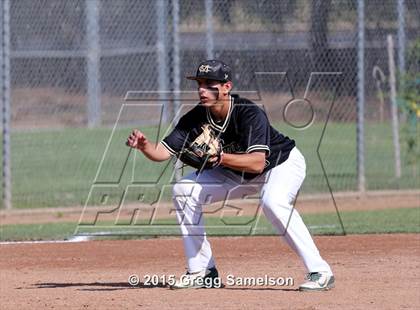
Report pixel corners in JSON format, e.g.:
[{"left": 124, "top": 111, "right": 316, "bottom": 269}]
[{"left": 1, "top": 234, "right": 419, "bottom": 309}]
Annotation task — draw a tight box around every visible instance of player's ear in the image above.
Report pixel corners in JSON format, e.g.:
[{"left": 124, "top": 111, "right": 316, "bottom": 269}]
[{"left": 223, "top": 81, "right": 233, "bottom": 95}]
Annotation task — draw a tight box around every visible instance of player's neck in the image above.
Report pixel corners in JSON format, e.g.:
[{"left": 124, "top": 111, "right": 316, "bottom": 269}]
[{"left": 209, "top": 95, "right": 231, "bottom": 122}]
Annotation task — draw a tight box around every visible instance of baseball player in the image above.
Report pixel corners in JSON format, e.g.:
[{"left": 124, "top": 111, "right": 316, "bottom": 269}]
[{"left": 126, "top": 60, "right": 334, "bottom": 291}]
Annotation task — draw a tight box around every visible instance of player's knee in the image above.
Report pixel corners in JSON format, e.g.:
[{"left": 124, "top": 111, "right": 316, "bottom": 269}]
[{"left": 172, "top": 180, "right": 197, "bottom": 197}]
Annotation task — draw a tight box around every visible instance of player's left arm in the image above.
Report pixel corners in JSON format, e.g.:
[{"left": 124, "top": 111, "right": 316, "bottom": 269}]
[
  {"left": 218, "top": 151, "right": 265, "bottom": 174},
  {"left": 217, "top": 103, "right": 270, "bottom": 174}
]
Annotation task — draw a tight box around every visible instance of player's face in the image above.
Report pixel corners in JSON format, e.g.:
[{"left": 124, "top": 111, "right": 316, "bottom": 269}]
[{"left": 196, "top": 79, "right": 223, "bottom": 106}]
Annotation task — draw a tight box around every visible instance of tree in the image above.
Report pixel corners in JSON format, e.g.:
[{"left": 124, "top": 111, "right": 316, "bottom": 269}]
[{"left": 310, "top": 0, "right": 332, "bottom": 70}]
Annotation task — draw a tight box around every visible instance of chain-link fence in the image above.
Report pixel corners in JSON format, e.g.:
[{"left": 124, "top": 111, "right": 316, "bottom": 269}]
[{"left": 1, "top": 0, "right": 419, "bottom": 209}]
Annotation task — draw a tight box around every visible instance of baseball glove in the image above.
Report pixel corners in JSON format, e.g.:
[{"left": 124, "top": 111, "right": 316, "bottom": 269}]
[{"left": 179, "top": 124, "right": 223, "bottom": 170}]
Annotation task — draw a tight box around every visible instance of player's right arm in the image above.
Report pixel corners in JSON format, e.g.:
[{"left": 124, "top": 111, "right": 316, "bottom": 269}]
[{"left": 126, "top": 129, "right": 171, "bottom": 162}]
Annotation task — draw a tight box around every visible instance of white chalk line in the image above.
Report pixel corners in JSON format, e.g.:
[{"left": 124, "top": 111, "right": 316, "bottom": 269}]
[
  {"left": 1, "top": 224, "right": 341, "bottom": 245},
  {"left": 309, "top": 224, "right": 339, "bottom": 229},
  {"left": 0, "top": 235, "right": 91, "bottom": 245}
]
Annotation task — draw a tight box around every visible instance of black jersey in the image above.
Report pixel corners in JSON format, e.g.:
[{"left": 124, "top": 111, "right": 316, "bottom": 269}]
[{"left": 161, "top": 94, "right": 296, "bottom": 179}]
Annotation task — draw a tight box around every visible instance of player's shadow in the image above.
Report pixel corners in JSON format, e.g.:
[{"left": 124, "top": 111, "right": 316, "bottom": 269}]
[
  {"left": 28, "top": 281, "right": 167, "bottom": 291},
  {"left": 28, "top": 282, "right": 299, "bottom": 292}
]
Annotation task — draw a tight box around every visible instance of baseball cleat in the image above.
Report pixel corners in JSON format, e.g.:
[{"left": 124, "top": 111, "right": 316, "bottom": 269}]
[
  {"left": 170, "top": 267, "right": 223, "bottom": 289},
  {"left": 298, "top": 272, "right": 335, "bottom": 291}
]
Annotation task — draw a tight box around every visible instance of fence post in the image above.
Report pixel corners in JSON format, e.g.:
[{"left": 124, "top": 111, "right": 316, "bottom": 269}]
[
  {"left": 397, "top": 0, "right": 406, "bottom": 78},
  {"left": 172, "top": 0, "right": 183, "bottom": 182},
  {"left": 205, "top": 0, "right": 214, "bottom": 59},
  {"left": 1, "top": 0, "right": 11, "bottom": 209},
  {"left": 156, "top": 0, "right": 169, "bottom": 124},
  {"left": 356, "top": 0, "right": 365, "bottom": 193},
  {"left": 86, "top": 0, "right": 101, "bottom": 128},
  {"left": 387, "top": 35, "right": 402, "bottom": 179},
  {"left": 172, "top": 0, "right": 180, "bottom": 123}
]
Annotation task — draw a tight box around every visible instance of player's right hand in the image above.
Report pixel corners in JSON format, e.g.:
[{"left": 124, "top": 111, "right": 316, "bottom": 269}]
[{"left": 126, "top": 129, "right": 148, "bottom": 150}]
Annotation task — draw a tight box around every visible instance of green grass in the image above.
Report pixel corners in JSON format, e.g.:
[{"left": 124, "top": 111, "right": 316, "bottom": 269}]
[
  {"left": 1, "top": 207, "right": 418, "bottom": 241},
  {"left": 0, "top": 222, "right": 77, "bottom": 241},
  {"left": 1, "top": 122, "right": 418, "bottom": 208}
]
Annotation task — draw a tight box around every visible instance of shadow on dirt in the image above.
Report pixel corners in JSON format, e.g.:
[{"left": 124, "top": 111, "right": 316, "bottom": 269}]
[
  {"left": 22, "top": 282, "right": 299, "bottom": 291},
  {"left": 25, "top": 282, "right": 167, "bottom": 291}
]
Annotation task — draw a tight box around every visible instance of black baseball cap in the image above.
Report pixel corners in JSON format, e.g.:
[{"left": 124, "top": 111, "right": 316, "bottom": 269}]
[{"left": 186, "top": 60, "right": 232, "bottom": 83}]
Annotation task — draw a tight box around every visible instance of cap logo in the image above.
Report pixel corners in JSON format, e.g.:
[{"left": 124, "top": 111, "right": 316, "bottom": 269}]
[
  {"left": 224, "top": 74, "right": 229, "bottom": 80},
  {"left": 199, "top": 64, "right": 211, "bottom": 73}
]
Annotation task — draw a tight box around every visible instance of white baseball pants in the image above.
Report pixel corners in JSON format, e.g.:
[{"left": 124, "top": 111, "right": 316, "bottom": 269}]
[{"left": 172, "top": 147, "right": 332, "bottom": 275}]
